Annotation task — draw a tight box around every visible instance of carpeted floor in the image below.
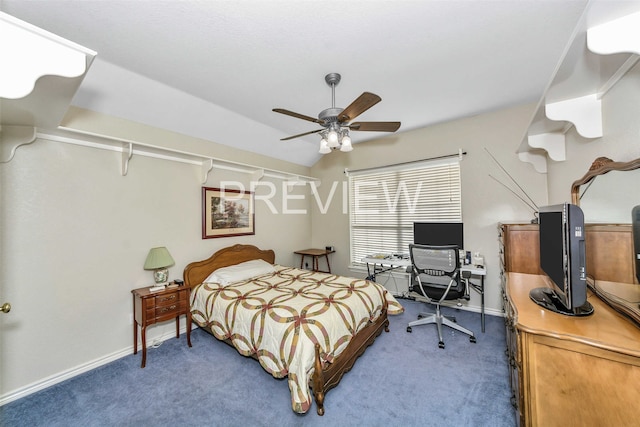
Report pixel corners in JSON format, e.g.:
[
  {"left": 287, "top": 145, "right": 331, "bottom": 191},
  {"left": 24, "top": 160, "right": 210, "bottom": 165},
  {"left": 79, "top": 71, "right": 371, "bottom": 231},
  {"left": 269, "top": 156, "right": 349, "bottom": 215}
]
[{"left": 1, "top": 299, "right": 516, "bottom": 426}]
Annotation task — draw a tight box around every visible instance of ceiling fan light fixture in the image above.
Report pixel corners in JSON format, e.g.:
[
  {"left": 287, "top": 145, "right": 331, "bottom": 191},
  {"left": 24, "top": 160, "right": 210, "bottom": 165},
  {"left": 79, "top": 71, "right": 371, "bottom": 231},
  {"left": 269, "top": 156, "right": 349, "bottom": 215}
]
[
  {"left": 327, "top": 129, "right": 339, "bottom": 148},
  {"left": 319, "top": 138, "right": 331, "bottom": 154},
  {"left": 340, "top": 133, "right": 352, "bottom": 152}
]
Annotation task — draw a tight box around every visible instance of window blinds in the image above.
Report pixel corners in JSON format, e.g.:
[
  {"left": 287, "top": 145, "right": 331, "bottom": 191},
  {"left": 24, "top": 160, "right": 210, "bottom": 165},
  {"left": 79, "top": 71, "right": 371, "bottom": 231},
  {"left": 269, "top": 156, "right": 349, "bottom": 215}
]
[{"left": 348, "top": 159, "right": 462, "bottom": 265}]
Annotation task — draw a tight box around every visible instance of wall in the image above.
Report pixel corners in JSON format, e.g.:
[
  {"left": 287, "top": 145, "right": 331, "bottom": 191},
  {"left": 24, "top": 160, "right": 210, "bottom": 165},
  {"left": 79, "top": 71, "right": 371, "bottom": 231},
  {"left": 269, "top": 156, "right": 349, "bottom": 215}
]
[
  {"left": 309, "top": 102, "right": 547, "bottom": 316},
  {"left": 0, "top": 110, "right": 312, "bottom": 401}
]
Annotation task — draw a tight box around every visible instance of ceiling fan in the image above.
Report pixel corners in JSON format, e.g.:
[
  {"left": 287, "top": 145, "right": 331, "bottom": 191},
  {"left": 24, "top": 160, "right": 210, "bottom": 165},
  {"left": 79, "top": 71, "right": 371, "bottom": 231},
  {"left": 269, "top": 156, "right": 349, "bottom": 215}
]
[{"left": 272, "top": 73, "right": 401, "bottom": 153}]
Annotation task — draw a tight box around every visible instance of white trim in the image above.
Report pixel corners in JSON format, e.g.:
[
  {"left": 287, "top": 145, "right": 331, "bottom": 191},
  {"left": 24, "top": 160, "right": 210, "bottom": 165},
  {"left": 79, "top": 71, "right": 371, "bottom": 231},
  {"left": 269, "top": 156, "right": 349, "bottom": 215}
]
[{"left": 597, "top": 55, "right": 640, "bottom": 99}]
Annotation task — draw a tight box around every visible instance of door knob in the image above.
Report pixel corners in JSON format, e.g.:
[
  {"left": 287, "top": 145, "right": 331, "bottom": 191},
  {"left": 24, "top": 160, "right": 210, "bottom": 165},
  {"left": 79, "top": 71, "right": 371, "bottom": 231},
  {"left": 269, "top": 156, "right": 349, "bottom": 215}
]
[{"left": 1, "top": 303, "right": 10, "bottom": 313}]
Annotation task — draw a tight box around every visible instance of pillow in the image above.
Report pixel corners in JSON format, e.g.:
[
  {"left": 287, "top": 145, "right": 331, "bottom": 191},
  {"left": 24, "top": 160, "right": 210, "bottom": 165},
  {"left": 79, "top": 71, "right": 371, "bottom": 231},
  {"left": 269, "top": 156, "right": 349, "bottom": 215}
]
[{"left": 203, "top": 259, "right": 275, "bottom": 285}]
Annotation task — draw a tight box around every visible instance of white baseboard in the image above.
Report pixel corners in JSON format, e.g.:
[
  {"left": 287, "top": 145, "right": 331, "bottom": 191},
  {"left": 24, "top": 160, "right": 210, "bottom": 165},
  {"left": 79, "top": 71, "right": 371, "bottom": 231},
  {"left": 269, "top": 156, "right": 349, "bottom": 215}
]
[
  {"left": 399, "top": 295, "right": 504, "bottom": 318},
  {"left": 446, "top": 301, "right": 504, "bottom": 318},
  {"left": 0, "top": 324, "right": 194, "bottom": 407}
]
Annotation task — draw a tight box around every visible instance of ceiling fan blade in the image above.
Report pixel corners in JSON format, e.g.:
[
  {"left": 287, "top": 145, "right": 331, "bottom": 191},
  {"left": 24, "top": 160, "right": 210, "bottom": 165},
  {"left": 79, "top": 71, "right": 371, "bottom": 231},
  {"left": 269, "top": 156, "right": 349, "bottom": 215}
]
[
  {"left": 280, "top": 128, "right": 324, "bottom": 141},
  {"left": 349, "top": 121, "right": 401, "bottom": 132},
  {"left": 338, "top": 92, "right": 382, "bottom": 122},
  {"left": 273, "top": 108, "right": 323, "bottom": 124}
]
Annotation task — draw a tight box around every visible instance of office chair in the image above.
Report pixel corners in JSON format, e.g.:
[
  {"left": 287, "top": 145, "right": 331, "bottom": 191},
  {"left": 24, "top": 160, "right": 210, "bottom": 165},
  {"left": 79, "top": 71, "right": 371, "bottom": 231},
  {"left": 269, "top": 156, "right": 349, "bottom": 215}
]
[{"left": 406, "top": 244, "right": 476, "bottom": 349}]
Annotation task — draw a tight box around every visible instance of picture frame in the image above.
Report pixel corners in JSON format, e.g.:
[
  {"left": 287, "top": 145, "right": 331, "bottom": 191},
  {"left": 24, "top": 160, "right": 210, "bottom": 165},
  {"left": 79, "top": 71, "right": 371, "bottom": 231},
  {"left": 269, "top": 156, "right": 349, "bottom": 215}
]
[{"left": 202, "top": 186, "right": 255, "bottom": 239}]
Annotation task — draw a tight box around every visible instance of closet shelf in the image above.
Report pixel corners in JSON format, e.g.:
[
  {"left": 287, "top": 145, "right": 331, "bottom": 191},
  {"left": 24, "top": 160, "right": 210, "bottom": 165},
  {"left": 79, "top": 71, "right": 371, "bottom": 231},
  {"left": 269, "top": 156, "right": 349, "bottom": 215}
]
[
  {"left": 518, "top": 4, "right": 640, "bottom": 173},
  {"left": 37, "top": 126, "right": 318, "bottom": 184}
]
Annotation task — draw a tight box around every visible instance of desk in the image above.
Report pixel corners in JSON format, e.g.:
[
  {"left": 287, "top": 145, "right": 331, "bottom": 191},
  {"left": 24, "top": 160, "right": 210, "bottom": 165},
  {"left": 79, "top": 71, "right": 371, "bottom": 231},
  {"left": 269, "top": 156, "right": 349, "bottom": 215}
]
[
  {"left": 362, "top": 256, "right": 486, "bottom": 332},
  {"left": 462, "top": 265, "right": 486, "bottom": 333},
  {"left": 362, "top": 255, "right": 411, "bottom": 282},
  {"left": 294, "top": 248, "right": 335, "bottom": 273}
]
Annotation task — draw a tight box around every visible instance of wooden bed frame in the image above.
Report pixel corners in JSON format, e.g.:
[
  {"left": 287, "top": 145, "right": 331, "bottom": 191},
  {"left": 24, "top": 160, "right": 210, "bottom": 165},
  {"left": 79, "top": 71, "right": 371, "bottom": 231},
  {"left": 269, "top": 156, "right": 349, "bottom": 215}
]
[{"left": 183, "top": 244, "right": 390, "bottom": 415}]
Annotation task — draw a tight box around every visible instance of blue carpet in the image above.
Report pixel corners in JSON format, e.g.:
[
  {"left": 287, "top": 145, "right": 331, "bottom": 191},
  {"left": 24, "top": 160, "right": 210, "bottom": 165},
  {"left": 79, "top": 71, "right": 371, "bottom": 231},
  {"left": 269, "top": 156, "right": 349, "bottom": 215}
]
[{"left": 1, "top": 299, "right": 515, "bottom": 426}]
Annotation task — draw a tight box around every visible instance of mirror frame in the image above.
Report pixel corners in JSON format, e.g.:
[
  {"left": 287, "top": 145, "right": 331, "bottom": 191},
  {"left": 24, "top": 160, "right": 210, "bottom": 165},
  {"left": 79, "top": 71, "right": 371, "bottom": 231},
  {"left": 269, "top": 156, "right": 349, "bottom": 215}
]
[
  {"left": 571, "top": 156, "right": 640, "bottom": 328},
  {"left": 571, "top": 156, "right": 640, "bottom": 205}
]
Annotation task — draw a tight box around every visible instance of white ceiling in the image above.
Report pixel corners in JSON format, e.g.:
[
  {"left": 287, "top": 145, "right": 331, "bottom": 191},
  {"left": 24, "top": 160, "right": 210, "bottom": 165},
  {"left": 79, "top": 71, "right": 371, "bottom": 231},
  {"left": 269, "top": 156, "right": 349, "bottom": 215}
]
[{"left": 2, "top": 0, "right": 596, "bottom": 167}]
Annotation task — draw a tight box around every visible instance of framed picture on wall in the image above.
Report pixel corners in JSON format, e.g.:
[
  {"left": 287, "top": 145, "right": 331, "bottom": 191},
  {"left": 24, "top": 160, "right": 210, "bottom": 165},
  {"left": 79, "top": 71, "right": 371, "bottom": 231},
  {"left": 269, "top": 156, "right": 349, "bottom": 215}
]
[{"left": 202, "top": 187, "right": 255, "bottom": 239}]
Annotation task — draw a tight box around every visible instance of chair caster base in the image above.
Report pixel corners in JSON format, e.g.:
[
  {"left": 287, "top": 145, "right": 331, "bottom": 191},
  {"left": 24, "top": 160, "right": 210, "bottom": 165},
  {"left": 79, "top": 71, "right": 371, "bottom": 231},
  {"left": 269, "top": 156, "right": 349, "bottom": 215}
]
[
  {"left": 407, "top": 326, "right": 412, "bottom": 333},
  {"left": 470, "top": 336, "right": 477, "bottom": 343},
  {"left": 438, "top": 341, "right": 445, "bottom": 349}
]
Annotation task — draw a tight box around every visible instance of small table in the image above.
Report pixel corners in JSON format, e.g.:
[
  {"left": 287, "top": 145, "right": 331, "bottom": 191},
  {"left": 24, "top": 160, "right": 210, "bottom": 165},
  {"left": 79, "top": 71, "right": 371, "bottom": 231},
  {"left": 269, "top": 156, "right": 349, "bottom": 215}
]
[
  {"left": 132, "top": 285, "right": 192, "bottom": 368},
  {"left": 294, "top": 248, "right": 335, "bottom": 273}
]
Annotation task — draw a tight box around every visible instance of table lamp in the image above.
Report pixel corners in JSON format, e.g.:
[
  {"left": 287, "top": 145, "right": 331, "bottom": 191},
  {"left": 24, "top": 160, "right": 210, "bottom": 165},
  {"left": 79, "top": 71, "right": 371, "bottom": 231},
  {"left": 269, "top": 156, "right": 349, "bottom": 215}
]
[{"left": 143, "top": 247, "right": 175, "bottom": 287}]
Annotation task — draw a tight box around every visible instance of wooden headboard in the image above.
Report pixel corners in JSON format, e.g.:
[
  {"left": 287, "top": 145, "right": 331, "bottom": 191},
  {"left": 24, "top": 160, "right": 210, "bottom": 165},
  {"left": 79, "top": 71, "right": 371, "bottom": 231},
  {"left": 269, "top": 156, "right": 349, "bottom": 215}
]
[{"left": 183, "top": 244, "right": 276, "bottom": 288}]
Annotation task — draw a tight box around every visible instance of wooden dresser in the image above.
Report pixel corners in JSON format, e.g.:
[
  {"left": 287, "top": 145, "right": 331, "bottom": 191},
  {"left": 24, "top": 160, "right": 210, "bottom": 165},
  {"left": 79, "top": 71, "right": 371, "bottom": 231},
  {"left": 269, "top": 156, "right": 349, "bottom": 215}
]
[
  {"left": 499, "top": 223, "right": 636, "bottom": 283},
  {"left": 504, "top": 273, "right": 640, "bottom": 426},
  {"left": 498, "top": 223, "right": 543, "bottom": 278},
  {"left": 499, "top": 222, "right": 640, "bottom": 426}
]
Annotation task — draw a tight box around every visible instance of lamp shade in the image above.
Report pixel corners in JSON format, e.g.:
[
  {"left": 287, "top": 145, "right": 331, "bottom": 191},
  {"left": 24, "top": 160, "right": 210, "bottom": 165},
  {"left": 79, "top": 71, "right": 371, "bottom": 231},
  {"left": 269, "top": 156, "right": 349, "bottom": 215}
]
[
  {"left": 319, "top": 139, "right": 331, "bottom": 154},
  {"left": 143, "top": 247, "right": 175, "bottom": 270},
  {"left": 327, "top": 130, "right": 339, "bottom": 148},
  {"left": 340, "top": 135, "right": 353, "bottom": 152}
]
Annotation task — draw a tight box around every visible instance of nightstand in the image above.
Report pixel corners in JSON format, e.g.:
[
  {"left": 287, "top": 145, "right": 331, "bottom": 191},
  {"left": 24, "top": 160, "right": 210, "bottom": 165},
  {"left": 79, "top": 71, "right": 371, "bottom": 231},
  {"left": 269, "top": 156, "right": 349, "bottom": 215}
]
[{"left": 131, "top": 285, "right": 192, "bottom": 368}]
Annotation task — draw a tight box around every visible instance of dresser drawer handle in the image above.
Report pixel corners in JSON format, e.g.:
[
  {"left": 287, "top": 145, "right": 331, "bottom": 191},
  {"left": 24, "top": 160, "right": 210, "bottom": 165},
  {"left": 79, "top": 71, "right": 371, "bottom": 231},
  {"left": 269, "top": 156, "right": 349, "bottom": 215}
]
[{"left": 159, "top": 305, "right": 177, "bottom": 314}]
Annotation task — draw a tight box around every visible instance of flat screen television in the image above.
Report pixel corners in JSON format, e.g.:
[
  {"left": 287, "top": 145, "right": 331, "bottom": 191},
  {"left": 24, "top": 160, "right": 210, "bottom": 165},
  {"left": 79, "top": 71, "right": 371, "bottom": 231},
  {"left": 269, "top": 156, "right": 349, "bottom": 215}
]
[
  {"left": 413, "top": 222, "right": 464, "bottom": 249},
  {"left": 530, "top": 203, "right": 593, "bottom": 316}
]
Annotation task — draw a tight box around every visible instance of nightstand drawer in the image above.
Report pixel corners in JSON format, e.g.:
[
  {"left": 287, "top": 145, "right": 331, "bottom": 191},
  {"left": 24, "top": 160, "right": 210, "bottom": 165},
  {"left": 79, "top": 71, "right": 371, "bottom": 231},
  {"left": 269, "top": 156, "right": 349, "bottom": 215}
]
[
  {"left": 155, "top": 300, "right": 187, "bottom": 321},
  {"left": 156, "top": 292, "right": 181, "bottom": 305}
]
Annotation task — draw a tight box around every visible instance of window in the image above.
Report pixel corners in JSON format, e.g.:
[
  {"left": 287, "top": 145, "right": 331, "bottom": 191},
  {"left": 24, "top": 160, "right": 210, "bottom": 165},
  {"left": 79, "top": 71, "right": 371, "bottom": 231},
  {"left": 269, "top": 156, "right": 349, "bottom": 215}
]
[{"left": 348, "top": 158, "right": 462, "bottom": 265}]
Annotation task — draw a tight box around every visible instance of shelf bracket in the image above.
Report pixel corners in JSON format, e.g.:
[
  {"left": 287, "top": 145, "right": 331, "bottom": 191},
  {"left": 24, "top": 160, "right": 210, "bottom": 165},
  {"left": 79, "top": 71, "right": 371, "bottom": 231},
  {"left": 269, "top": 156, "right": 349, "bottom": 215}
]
[
  {"left": 527, "top": 133, "right": 566, "bottom": 162},
  {"left": 0, "top": 125, "right": 37, "bottom": 163},
  {"left": 252, "top": 168, "right": 265, "bottom": 182},
  {"left": 587, "top": 10, "right": 640, "bottom": 56},
  {"left": 286, "top": 175, "right": 302, "bottom": 190},
  {"left": 0, "top": 12, "right": 94, "bottom": 99},
  {"left": 121, "top": 142, "right": 133, "bottom": 176},
  {"left": 545, "top": 94, "right": 602, "bottom": 139},
  {"left": 201, "top": 159, "right": 214, "bottom": 184},
  {"left": 517, "top": 151, "right": 547, "bottom": 174}
]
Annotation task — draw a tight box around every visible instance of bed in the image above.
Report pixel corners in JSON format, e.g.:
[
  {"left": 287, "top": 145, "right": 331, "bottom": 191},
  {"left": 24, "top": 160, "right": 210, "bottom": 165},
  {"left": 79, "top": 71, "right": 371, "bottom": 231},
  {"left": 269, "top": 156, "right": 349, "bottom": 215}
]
[{"left": 184, "top": 244, "right": 403, "bottom": 415}]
